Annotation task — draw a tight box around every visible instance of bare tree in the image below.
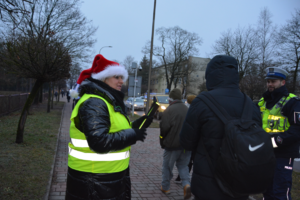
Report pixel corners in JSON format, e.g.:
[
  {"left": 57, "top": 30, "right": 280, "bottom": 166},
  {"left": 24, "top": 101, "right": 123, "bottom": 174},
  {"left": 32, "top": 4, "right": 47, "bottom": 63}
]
[
  {"left": 123, "top": 55, "right": 136, "bottom": 74},
  {"left": 256, "top": 7, "right": 277, "bottom": 77},
  {"left": 1, "top": 35, "right": 71, "bottom": 143},
  {"left": 2, "top": 0, "right": 97, "bottom": 63},
  {"left": 0, "top": 0, "right": 97, "bottom": 143},
  {"left": 276, "top": 9, "right": 300, "bottom": 93},
  {"left": 173, "top": 61, "right": 199, "bottom": 97},
  {"left": 68, "top": 63, "right": 82, "bottom": 89},
  {"left": 142, "top": 26, "right": 202, "bottom": 91},
  {"left": 0, "top": 0, "right": 31, "bottom": 24},
  {"left": 212, "top": 26, "right": 260, "bottom": 82}
]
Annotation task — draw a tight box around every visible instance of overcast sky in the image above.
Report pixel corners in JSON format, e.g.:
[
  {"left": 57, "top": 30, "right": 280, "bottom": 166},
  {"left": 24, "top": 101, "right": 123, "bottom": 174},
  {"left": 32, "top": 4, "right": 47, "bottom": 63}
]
[{"left": 79, "top": 0, "right": 299, "bottom": 69}]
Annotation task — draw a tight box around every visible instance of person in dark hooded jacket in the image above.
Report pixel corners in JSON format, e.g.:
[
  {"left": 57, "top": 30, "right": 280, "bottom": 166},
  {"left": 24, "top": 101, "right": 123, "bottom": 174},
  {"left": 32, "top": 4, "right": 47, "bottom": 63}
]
[
  {"left": 65, "top": 54, "right": 153, "bottom": 200},
  {"left": 179, "top": 55, "right": 262, "bottom": 200}
]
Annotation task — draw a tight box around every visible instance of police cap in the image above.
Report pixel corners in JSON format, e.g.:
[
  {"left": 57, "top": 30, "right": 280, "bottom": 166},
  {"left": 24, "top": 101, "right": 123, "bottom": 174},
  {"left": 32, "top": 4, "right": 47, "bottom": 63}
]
[{"left": 265, "top": 67, "right": 288, "bottom": 80}]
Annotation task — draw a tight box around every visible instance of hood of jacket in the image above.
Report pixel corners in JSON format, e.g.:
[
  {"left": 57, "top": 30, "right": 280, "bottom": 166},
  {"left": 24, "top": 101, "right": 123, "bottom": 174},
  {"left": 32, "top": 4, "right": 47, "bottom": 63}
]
[{"left": 205, "top": 55, "right": 239, "bottom": 91}]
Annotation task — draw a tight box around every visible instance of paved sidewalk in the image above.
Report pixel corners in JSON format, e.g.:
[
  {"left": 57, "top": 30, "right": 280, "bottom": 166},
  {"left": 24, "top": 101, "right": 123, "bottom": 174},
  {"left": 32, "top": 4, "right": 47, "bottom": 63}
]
[{"left": 47, "top": 96, "right": 188, "bottom": 200}]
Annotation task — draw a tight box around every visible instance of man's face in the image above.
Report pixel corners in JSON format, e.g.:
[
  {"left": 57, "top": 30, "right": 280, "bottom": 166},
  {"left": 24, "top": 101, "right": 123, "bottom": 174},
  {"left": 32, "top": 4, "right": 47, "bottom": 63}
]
[{"left": 267, "top": 79, "right": 285, "bottom": 92}]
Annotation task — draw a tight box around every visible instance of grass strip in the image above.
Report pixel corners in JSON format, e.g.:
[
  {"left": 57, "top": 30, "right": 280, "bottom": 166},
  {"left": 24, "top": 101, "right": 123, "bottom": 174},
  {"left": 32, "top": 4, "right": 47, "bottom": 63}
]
[{"left": 0, "top": 101, "right": 64, "bottom": 200}]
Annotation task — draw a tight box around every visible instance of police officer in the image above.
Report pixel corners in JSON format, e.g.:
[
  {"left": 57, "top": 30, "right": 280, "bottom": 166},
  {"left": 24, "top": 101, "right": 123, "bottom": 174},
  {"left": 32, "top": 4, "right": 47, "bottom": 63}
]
[{"left": 258, "top": 67, "right": 300, "bottom": 200}]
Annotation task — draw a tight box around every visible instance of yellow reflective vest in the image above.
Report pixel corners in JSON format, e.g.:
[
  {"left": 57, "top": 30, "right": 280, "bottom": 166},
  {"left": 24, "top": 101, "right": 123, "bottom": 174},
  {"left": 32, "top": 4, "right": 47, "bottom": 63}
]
[
  {"left": 258, "top": 93, "right": 297, "bottom": 134},
  {"left": 68, "top": 94, "right": 132, "bottom": 173}
]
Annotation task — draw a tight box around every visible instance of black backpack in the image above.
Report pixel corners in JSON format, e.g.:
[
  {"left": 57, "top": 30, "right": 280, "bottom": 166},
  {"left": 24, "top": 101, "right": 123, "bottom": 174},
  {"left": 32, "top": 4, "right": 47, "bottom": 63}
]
[{"left": 199, "top": 92, "right": 276, "bottom": 198}]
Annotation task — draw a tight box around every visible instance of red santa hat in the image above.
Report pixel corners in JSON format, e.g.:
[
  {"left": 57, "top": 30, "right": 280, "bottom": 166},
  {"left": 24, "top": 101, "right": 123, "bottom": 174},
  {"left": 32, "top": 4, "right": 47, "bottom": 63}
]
[{"left": 70, "top": 54, "right": 128, "bottom": 98}]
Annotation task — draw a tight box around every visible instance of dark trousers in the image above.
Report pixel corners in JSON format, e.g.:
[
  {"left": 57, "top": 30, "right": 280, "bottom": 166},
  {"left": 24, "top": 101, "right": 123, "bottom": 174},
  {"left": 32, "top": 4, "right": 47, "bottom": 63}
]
[
  {"left": 65, "top": 167, "right": 131, "bottom": 200},
  {"left": 263, "top": 158, "right": 294, "bottom": 200}
]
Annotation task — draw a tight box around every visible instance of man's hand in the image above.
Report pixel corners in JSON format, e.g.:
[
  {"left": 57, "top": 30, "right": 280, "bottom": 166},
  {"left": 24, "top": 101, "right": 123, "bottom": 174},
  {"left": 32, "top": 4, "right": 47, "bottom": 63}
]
[{"left": 132, "top": 115, "right": 154, "bottom": 129}]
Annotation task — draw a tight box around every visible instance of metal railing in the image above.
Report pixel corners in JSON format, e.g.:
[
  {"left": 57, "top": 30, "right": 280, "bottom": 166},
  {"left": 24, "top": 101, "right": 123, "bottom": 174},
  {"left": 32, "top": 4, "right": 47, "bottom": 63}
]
[{"left": 0, "top": 93, "right": 48, "bottom": 117}]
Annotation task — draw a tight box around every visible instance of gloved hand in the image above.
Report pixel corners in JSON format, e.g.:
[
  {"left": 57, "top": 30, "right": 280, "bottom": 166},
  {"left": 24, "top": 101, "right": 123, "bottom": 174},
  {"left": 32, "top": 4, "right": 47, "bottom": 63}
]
[
  {"left": 131, "top": 115, "right": 154, "bottom": 129},
  {"left": 133, "top": 128, "right": 147, "bottom": 142}
]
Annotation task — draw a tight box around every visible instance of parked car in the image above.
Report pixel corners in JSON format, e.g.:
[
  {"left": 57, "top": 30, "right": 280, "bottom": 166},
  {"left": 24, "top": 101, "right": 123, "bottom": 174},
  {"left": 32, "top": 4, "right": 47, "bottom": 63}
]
[
  {"left": 126, "top": 98, "right": 144, "bottom": 111},
  {"left": 125, "top": 97, "right": 133, "bottom": 109}
]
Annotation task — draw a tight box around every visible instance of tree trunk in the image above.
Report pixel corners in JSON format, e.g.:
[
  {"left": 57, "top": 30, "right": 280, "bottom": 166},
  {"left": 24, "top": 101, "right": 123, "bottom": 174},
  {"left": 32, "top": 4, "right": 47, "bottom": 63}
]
[
  {"left": 33, "top": 89, "right": 39, "bottom": 105},
  {"left": 47, "top": 83, "right": 51, "bottom": 113},
  {"left": 16, "top": 79, "right": 43, "bottom": 143}
]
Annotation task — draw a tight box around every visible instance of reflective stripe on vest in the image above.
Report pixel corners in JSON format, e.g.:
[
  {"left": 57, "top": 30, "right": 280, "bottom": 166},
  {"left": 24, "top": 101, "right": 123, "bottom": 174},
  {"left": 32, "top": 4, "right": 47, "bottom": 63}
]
[
  {"left": 68, "top": 94, "right": 132, "bottom": 173},
  {"left": 69, "top": 147, "right": 130, "bottom": 161},
  {"left": 258, "top": 93, "right": 297, "bottom": 134}
]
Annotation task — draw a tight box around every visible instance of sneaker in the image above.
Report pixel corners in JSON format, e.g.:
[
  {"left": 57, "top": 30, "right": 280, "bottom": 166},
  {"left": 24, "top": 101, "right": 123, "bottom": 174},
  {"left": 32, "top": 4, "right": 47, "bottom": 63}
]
[
  {"left": 183, "top": 184, "right": 191, "bottom": 199},
  {"left": 160, "top": 186, "right": 170, "bottom": 194},
  {"left": 175, "top": 175, "right": 181, "bottom": 183}
]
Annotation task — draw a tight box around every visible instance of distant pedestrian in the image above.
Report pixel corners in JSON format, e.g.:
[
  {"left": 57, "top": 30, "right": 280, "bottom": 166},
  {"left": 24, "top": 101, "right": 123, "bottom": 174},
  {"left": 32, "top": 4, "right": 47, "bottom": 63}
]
[
  {"left": 54, "top": 91, "right": 58, "bottom": 101},
  {"left": 159, "top": 88, "right": 191, "bottom": 200},
  {"left": 67, "top": 89, "right": 70, "bottom": 102},
  {"left": 61, "top": 90, "right": 64, "bottom": 98},
  {"left": 65, "top": 54, "right": 153, "bottom": 200},
  {"left": 180, "top": 55, "right": 263, "bottom": 200}
]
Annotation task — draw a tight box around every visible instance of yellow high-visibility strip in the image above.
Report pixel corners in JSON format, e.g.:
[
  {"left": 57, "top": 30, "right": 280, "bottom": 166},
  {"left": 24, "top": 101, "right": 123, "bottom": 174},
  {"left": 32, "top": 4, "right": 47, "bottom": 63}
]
[
  {"left": 69, "top": 147, "right": 130, "bottom": 161},
  {"left": 265, "top": 128, "right": 285, "bottom": 133}
]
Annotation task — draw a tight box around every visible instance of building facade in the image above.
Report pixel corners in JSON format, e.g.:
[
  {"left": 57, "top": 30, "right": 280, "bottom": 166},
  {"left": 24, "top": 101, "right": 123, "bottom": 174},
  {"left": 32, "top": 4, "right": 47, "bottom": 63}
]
[{"left": 149, "top": 56, "right": 210, "bottom": 97}]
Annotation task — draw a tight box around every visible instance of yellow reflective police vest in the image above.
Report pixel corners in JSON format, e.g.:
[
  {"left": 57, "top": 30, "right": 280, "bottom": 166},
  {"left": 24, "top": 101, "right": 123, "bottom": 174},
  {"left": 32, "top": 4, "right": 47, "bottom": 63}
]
[
  {"left": 68, "top": 94, "right": 132, "bottom": 173},
  {"left": 258, "top": 93, "right": 297, "bottom": 134}
]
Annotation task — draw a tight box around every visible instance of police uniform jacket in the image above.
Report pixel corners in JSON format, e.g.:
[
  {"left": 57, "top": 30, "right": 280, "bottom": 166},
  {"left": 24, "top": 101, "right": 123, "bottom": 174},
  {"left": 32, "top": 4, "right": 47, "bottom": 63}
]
[
  {"left": 179, "top": 55, "right": 262, "bottom": 200},
  {"left": 66, "top": 78, "right": 137, "bottom": 200},
  {"left": 261, "top": 85, "right": 300, "bottom": 158}
]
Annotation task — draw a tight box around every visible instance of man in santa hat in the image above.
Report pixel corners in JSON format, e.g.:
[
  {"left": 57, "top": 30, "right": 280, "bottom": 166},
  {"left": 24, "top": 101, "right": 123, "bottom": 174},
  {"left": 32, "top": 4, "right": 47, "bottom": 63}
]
[{"left": 66, "top": 54, "right": 153, "bottom": 200}]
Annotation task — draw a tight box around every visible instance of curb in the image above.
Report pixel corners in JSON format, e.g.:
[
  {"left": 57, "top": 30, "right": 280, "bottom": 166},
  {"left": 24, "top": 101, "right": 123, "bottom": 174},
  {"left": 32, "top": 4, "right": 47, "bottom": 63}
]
[{"left": 43, "top": 102, "right": 66, "bottom": 200}]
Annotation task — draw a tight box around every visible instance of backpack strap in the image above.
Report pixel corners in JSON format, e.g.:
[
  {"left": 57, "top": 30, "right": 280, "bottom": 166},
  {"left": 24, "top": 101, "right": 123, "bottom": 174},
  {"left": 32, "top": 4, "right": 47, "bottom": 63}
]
[
  {"left": 200, "top": 92, "right": 231, "bottom": 124},
  {"left": 240, "top": 93, "right": 253, "bottom": 120}
]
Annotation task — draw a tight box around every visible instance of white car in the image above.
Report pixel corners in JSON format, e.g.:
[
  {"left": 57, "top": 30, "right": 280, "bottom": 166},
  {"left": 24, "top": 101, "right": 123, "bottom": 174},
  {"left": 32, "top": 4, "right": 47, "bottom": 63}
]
[{"left": 127, "top": 98, "right": 144, "bottom": 110}]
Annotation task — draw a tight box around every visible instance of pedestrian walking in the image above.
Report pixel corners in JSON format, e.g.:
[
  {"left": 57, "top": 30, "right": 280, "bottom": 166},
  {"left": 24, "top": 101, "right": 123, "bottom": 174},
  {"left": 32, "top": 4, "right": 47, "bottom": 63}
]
[
  {"left": 61, "top": 90, "right": 64, "bottom": 98},
  {"left": 65, "top": 54, "right": 153, "bottom": 200},
  {"left": 159, "top": 88, "right": 191, "bottom": 200},
  {"left": 180, "top": 55, "right": 263, "bottom": 200},
  {"left": 54, "top": 91, "right": 58, "bottom": 101},
  {"left": 258, "top": 67, "right": 300, "bottom": 200},
  {"left": 66, "top": 89, "right": 70, "bottom": 102},
  {"left": 175, "top": 94, "right": 196, "bottom": 183}
]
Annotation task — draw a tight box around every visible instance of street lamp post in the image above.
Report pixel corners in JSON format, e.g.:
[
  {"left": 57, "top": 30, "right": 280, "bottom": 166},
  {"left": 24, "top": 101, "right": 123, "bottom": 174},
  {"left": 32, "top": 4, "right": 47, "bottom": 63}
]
[
  {"left": 131, "top": 62, "right": 138, "bottom": 116},
  {"left": 99, "top": 46, "right": 112, "bottom": 54}
]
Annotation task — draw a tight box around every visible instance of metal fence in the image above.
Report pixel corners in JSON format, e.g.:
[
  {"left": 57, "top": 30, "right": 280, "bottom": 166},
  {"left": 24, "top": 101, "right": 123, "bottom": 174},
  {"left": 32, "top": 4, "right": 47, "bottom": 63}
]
[{"left": 0, "top": 93, "right": 48, "bottom": 117}]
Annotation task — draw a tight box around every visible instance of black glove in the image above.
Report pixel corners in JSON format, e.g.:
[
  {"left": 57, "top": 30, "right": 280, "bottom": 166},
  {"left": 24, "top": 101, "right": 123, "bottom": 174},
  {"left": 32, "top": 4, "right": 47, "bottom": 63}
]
[
  {"left": 133, "top": 128, "right": 147, "bottom": 142},
  {"left": 132, "top": 115, "right": 154, "bottom": 129}
]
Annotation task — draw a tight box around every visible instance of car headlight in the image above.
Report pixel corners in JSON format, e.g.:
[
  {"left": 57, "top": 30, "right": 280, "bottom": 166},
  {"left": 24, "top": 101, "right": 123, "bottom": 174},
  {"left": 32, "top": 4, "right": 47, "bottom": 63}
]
[{"left": 161, "top": 106, "right": 166, "bottom": 110}]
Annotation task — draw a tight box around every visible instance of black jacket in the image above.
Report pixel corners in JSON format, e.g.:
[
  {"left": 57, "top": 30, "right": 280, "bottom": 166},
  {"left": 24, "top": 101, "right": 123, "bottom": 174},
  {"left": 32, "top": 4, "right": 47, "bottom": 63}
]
[
  {"left": 180, "top": 55, "right": 261, "bottom": 200},
  {"left": 262, "top": 86, "right": 300, "bottom": 158},
  {"left": 66, "top": 78, "right": 137, "bottom": 200},
  {"left": 160, "top": 100, "right": 188, "bottom": 150}
]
